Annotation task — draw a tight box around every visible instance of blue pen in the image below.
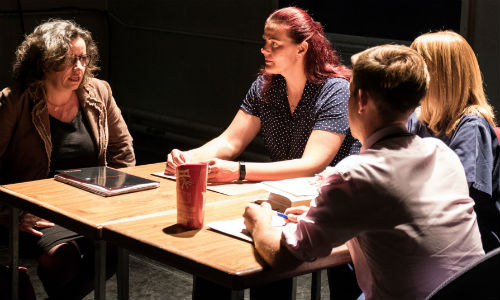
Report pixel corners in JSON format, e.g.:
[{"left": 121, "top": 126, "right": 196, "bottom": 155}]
[
  {"left": 253, "top": 200, "right": 288, "bottom": 219},
  {"left": 273, "top": 210, "right": 288, "bottom": 219}
]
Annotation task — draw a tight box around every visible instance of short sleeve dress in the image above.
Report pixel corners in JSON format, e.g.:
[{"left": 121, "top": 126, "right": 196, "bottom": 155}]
[
  {"left": 241, "top": 75, "right": 361, "bottom": 166},
  {"left": 407, "top": 112, "right": 500, "bottom": 251}
]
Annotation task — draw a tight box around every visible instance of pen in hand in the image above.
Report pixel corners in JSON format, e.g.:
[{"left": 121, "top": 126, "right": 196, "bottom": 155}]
[
  {"left": 273, "top": 210, "right": 288, "bottom": 219},
  {"left": 253, "top": 199, "right": 288, "bottom": 220}
]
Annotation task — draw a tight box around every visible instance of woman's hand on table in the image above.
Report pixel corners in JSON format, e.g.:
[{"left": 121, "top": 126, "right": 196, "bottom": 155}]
[
  {"left": 165, "top": 149, "right": 190, "bottom": 175},
  {"left": 19, "top": 213, "right": 54, "bottom": 236},
  {"left": 206, "top": 158, "right": 239, "bottom": 183}
]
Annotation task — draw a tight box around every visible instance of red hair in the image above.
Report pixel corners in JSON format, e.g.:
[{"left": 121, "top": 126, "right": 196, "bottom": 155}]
[{"left": 261, "top": 7, "right": 351, "bottom": 84}]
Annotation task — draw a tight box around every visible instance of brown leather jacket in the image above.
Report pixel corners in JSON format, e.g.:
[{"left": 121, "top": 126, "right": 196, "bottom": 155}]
[{"left": 0, "top": 78, "right": 136, "bottom": 185}]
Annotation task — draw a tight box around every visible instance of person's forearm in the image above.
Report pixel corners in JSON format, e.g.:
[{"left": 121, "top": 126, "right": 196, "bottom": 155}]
[
  {"left": 252, "top": 223, "right": 283, "bottom": 266},
  {"left": 243, "top": 158, "right": 327, "bottom": 181},
  {"left": 240, "top": 130, "right": 343, "bottom": 181},
  {"left": 186, "top": 136, "right": 240, "bottom": 162}
]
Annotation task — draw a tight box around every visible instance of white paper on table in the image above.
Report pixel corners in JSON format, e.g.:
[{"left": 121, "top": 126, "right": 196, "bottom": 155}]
[
  {"left": 151, "top": 171, "right": 264, "bottom": 196},
  {"left": 259, "top": 177, "right": 318, "bottom": 197},
  {"left": 207, "top": 215, "right": 285, "bottom": 243}
]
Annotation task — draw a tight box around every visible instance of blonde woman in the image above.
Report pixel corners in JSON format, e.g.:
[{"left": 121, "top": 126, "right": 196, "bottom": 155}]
[{"left": 408, "top": 30, "right": 500, "bottom": 252}]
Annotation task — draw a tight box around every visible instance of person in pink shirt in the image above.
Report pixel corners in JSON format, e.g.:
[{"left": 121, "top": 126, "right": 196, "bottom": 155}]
[{"left": 244, "top": 44, "right": 485, "bottom": 299}]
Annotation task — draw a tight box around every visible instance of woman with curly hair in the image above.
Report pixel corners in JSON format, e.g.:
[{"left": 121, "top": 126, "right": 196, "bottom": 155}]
[
  {"left": 0, "top": 19, "right": 135, "bottom": 299},
  {"left": 166, "top": 6, "right": 360, "bottom": 184}
]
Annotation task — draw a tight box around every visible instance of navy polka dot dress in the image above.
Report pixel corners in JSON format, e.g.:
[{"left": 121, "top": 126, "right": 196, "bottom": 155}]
[{"left": 241, "top": 75, "right": 361, "bottom": 166}]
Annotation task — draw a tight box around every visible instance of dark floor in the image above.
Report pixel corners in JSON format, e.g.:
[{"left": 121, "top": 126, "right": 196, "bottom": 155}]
[{"left": 1, "top": 250, "right": 330, "bottom": 300}]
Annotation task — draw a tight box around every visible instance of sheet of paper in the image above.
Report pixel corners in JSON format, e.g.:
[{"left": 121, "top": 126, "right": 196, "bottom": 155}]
[
  {"left": 208, "top": 218, "right": 253, "bottom": 242},
  {"left": 152, "top": 172, "right": 176, "bottom": 180},
  {"left": 259, "top": 177, "right": 319, "bottom": 197},
  {"left": 207, "top": 215, "right": 285, "bottom": 243},
  {"left": 151, "top": 171, "right": 264, "bottom": 196}
]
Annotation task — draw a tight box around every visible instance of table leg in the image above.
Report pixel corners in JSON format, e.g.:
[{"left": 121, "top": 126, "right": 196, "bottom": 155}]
[
  {"left": 249, "top": 277, "right": 297, "bottom": 300},
  {"left": 117, "top": 247, "right": 129, "bottom": 300},
  {"left": 291, "top": 277, "right": 297, "bottom": 300},
  {"left": 9, "top": 206, "right": 19, "bottom": 300},
  {"left": 311, "top": 270, "right": 322, "bottom": 300},
  {"left": 94, "top": 240, "right": 106, "bottom": 300},
  {"left": 230, "top": 289, "right": 245, "bottom": 300},
  {"left": 192, "top": 276, "right": 244, "bottom": 300}
]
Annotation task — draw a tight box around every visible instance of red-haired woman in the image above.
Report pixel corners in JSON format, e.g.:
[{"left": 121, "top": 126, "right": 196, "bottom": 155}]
[
  {"left": 166, "top": 6, "right": 360, "bottom": 183},
  {"left": 167, "top": 7, "right": 361, "bottom": 299}
]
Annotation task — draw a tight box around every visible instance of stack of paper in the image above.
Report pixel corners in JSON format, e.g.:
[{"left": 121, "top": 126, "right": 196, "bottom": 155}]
[{"left": 259, "top": 177, "right": 318, "bottom": 212}]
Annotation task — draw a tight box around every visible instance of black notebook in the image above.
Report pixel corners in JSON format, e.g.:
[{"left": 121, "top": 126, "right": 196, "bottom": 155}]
[{"left": 54, "top": 166, "right": 160, "bottom": 196}]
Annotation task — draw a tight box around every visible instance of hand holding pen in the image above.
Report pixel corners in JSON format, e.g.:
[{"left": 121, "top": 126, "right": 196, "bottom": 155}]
[
  {"left": 243, "top": 201, "right": 274, "bottom": 236},
  {"left": 283, "top": 205, "right": 310, "bottom": 223},
  {"left": 254, "top": 199, "right": 289, "bottom": 220},
  {"left": 250, "top": 200, "right": 309, "bottom": 224},
  {"left": 273, "top": 210, "right": 288, "bottom": 220}
]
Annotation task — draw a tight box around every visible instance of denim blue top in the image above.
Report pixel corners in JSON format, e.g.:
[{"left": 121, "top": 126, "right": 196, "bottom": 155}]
[
  {"left": 407, "top": 111, "right": 500, "bottom": 250},
  {"left": 241, "top": 75, "right": 361, "bottom": 166}
]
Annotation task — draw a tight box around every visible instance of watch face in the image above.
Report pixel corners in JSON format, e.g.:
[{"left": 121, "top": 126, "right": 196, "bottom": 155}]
[{"left": 239, "top": 161, "right": 246, "bottom": 181}]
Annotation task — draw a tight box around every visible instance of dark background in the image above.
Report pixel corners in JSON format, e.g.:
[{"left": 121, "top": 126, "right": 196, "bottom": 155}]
[
  {"left": 0, "top": 0, "right": 498, "bottom": 165},
  {"left": 281, "top": 0, "right": 461, "bottom": 40}
]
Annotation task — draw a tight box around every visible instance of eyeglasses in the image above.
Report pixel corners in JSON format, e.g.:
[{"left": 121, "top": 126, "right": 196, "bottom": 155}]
[{"left": 65, "top": 54, "right": 91, "bottom": 67}]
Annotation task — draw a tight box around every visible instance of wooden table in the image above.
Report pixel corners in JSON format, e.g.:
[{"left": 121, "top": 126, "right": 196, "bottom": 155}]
[
  {"left": 1, "top": 162, "right": 351, "bottom": 299},
  {"left": 1, "top": 163, "right": 241, "bottom": 234},
  {"left": 102, "top": 191, "right": 351, "bottom": 299},
  {"left": 0, "top": 163, "right": 249, "bottom": 299}
]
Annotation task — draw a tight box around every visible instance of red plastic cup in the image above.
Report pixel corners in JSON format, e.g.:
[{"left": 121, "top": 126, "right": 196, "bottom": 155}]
[{"left": 176, "top": 163, "right": 208, "bottom": 229}]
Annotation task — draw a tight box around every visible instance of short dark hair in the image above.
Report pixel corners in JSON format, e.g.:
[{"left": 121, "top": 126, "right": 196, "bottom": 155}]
[
  {"left": 12, "top": 19, "right": 99, "bottom": 92},
  {"left": 351, "top": 45, "right": 429, "bottom": 116}
]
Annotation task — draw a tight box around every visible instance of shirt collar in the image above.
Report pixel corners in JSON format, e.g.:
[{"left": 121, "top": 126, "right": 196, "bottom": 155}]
[
  {"left": 273, "top": 75, "right": 319, "bottom": 103},
  {"left": 361, "top": 124, "right": 410, "bottom": 152}
]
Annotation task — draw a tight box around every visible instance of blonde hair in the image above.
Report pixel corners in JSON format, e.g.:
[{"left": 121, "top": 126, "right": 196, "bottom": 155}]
[{"left": 411, "top": 30, "right": 495, "bottom": 135}]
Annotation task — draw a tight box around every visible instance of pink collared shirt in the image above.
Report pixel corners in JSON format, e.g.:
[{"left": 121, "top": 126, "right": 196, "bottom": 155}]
[{"left": 282, "top": 125, "right": 484, "bottom": 299}]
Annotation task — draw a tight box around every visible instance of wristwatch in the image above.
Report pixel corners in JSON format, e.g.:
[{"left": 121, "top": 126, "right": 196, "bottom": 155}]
[{"left": 238, "top": 161, "right": 246, "bottom": 182}]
